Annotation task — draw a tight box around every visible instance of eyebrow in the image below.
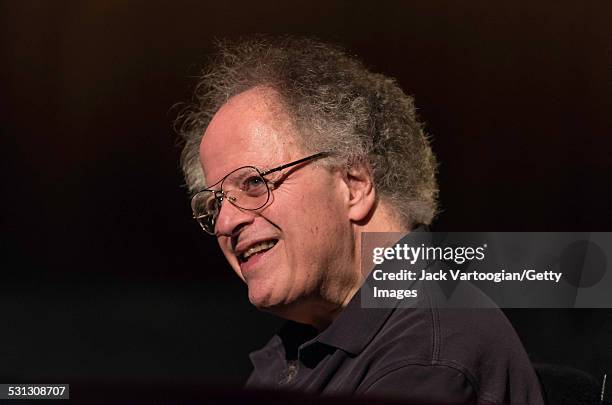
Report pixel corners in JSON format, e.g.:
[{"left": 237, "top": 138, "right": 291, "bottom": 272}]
[
  {"left": 198, "top": 152, "right": 330, "bottom": 193},
  {"left": 260, "top": 152, "right": 329, "bottom": 176}
]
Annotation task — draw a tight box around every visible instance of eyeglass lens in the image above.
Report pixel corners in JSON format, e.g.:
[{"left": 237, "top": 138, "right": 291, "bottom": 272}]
[{"left": 191, "top": 166, "right": 270, "bottom": 234}]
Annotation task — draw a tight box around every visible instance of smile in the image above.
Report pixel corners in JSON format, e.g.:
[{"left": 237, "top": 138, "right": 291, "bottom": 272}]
[{"left": 238, "top": 240, "right": 278, "bottom": 263}]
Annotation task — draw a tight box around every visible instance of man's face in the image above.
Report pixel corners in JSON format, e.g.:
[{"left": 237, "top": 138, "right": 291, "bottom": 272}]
[{"left": 199, "top": 87, "right": 358, "bottom": 318}]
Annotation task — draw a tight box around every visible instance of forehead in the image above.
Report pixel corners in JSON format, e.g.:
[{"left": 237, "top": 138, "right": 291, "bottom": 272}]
[{"left": 199, "top": 87, "right": 303, "bottom": 186}]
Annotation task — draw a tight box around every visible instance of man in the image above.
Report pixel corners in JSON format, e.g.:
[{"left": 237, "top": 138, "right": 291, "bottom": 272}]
[{"left": 178, "top": 37, "right": 544, "bottom": 404}]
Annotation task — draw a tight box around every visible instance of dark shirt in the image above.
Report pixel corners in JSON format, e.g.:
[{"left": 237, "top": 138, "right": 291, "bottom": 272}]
[{"left": 246, "top": 279, "right": 545, "bottom": 404}]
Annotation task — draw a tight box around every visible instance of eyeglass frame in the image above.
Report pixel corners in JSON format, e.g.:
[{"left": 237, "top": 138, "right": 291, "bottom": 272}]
[{"left": 191, "top": 151, "right": 330, "bottom": 235}]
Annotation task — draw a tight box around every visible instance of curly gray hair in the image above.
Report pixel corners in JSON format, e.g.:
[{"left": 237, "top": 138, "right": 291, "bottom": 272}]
[{"left": 177, "top": 36, "right": 438, "bottom": 226}]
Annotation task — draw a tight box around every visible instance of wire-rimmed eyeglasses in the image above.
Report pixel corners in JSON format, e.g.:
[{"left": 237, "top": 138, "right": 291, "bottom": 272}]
[{"left": 191, "top": 152, "right": 329, "bottom": 235}]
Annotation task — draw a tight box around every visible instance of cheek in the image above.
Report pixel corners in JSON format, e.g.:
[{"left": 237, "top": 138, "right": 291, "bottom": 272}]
[
  {"left": 294, "top": 194, "right": 348, "bottom": 248},
  {"left": 312, "top": 184, "right": 347, "bottom": 231}
]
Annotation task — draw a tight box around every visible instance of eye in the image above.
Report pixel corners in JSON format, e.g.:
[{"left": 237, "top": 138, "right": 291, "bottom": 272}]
[
  {"left": 205, "top": 195, "right": 221, "bottom": 213},
  {"left": 241, "top": 175, "right": 266, "bottom": 192}
]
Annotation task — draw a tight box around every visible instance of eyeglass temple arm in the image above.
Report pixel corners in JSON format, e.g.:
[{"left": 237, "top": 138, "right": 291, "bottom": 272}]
[{"left": 259, "top": 152, "right": 329, "bottom": 177}]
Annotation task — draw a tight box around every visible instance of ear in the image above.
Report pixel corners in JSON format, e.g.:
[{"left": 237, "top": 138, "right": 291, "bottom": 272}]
[{"left": 343, "top": 162, "right": 376, "bottom": 223}]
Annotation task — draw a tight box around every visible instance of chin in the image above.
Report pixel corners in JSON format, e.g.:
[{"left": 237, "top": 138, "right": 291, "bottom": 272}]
[
  {"left": 247, "top": 285, "right": 282, "bottom": 309},
  {"left": 248, "top": 289, "right": 317, "bottom": 326},
  {"left": 247, "top": 285, "right": 301, "bottom": 316},
  {"left": 244, "top": 267, "right": 292, "bottom": 308}
]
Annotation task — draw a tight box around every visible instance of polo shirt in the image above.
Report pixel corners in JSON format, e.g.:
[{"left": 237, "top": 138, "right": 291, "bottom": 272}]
[{"left": 246, "top": 278, "right": 545, "bottom": 404}]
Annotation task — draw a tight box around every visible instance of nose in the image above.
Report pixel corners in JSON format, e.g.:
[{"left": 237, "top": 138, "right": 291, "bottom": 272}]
[{"left": 214, "top": 197, "right": 255, "bottom": 236}]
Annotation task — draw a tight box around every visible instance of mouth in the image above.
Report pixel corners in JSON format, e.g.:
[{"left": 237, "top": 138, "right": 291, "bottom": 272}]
[{"left": 237, "top": 239, "right": 278, "bottom": 263}]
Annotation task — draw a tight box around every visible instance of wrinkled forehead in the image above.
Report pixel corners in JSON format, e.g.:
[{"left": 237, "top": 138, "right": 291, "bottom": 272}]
[{"left": 199, "top": 87, "right": 303, "bottom": 187}]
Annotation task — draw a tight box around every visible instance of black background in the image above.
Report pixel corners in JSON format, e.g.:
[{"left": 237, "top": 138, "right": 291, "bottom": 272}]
[{"left": 1, "top": 0, "right": 611, "bottom": 389}]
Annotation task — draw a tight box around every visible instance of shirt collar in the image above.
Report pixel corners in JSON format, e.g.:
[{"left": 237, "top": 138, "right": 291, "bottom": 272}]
[{"left": 312, "top": 289, "right": 396, "bottom": 355}]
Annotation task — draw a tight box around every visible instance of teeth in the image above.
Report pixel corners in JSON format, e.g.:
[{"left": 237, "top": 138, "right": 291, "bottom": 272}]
[{"left": 241, "top": 240, "right": 277, "bottom": 261}]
